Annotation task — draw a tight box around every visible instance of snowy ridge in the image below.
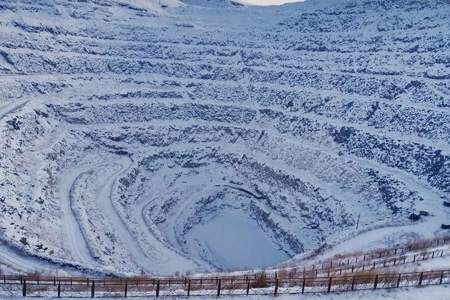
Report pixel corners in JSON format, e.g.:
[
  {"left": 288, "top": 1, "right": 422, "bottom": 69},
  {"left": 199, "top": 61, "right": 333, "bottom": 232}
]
[{"left": 0, "top": 0, "right": 449, "bottom": 275}]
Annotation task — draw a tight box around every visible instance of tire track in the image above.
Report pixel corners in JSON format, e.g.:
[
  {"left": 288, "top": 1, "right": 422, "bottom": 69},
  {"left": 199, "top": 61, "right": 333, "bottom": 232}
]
[{"left": 0, "top": 100, "right": 28, "bottom": 121}]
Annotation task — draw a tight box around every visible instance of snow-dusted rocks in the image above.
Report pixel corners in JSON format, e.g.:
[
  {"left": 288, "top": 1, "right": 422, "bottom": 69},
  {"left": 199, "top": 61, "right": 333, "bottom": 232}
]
[{"left": 0, "top": 0, "right": 448, "bottom": 275}]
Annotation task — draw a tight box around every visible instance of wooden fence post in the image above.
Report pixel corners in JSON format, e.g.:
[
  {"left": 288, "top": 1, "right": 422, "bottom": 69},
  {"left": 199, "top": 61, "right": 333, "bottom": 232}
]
[
  {"left": 274, "top": 279, "right": 279, "bottom": 296},
  {"left": 301, "top": 277, "right": 305, "bottom": 294},
  {"left": 91, "top": 281, "right": 95, "bottom": 298},
  {"left": 124, "top": 281, "right": 128, "bottom": 298},
  {"left": 373, "top": 275, "right": 378, "bottom": 289},
  {"left": 156, "top": 280, "right": 160, "bottom": 297},
  {"left": 439, "top": 271, "right": 444, "bottom": 284},
  {"left": 22, "top": 279, "right": 26, "bottom": 297},
  {"left": 396, "top": 274, "right": 401, "bottom": 288},
  {"left": 327, "top": 277, "right": 332, "bottom": 293},
  {"left": 187, "top": 280, "right": 191, "bottom": 297},
  {"left": 351, "top": 276, "right": 355, "bottom": 291},
  {"left": 57, "top": 281, "right": 61, "bottom": 298},
  {"left": 217, "top": 279, "right": 221, "bottom": 297},
  {"left": 246, "top": 282, "right": 250, "bottom": 295},
  {"left": 418, "top": 272, "right": 423, "bottom": 286}
]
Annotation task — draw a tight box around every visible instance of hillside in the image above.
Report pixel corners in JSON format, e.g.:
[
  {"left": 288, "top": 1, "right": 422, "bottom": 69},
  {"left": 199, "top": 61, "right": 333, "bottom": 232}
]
[{"left": 0, "top": 0, "right": 449, "bottom": 277}]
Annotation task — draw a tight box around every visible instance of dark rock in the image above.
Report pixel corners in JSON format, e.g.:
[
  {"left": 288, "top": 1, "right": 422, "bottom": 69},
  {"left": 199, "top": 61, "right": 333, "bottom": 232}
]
[
  {"left": 115, "top": 150, "right": 129, "bottom": 156},
  {"left": 443, "top": 201, "right": 450, "bottom": 207},
  {"left": 441, "top": 224, "right": 450, "bottom": 230},
  {"left": 230, "top": 1, "right": 244, "bottom": 7},
  {"left": 408, "top": 213, "right": 421, "bottom": 221},
  {"left": 419, "top": 211, "right": 429, "bottom": 216},
  {"left": 6, "top": 118, "right": 21, "bottom": 130},
  {"left": 331, "top": 126, "right": 355, "bottom": 144}
]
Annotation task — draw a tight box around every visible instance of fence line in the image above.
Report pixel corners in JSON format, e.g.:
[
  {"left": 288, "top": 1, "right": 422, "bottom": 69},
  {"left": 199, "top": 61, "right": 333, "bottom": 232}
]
[
  {"left": 302, "top": 246, "right": 450, "bottom": 278},
  {"left": 1, "top": 269, "right": 450, "bottom": 298},
  {"left": 190, "top": 236, "right": 450, "bottom": 281},
  {"left": 276, "top": 236, "right": 450, "bottom": 276}
]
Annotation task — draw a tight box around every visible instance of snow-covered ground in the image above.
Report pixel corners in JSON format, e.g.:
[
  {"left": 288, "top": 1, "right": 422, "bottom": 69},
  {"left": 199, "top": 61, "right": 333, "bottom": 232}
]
[
  {"left": 0, "top": 0, "right": 449, "bottom": 279},
  {"left": 6, "top": 285, "right": 450, "bottom": 300}
]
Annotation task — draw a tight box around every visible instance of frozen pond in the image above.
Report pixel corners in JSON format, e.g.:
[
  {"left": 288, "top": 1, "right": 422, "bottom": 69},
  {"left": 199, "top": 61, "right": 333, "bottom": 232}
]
[{"left": 187, "top": 209, "right": 290, "bottom": 270}]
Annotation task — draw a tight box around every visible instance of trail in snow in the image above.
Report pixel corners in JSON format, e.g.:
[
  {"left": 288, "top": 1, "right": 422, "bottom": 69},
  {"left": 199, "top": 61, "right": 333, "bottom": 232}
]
[
  {"left": 0, "top": 241, "right": 60, "bottom": 274},
  {"left": 0, "top": 101, "right": 28, "bottom": 121},
  {"left": 93, "top": 156, "right": 160, "bottom": 273},
  {"left": 60, "top": 155, "right": 177, "bottom": 273},
  {"left": 58, "top": 164, "right": 103, "bottom": 268},
  {"left": 0, "top": 237, "right": 90, "bottom": 276},
  {"left": 93, "top": 155, "right": 199, "bottom": 274}
]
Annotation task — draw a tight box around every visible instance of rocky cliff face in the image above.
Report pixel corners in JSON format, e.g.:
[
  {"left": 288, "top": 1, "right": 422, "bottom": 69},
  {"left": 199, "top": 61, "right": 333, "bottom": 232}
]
[{"left": 0, "top": 0, "right": 448, "bottom": 275}]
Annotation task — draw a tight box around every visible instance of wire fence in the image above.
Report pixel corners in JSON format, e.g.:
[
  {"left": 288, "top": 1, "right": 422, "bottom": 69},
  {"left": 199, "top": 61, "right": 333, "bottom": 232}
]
[
  {"left": 1, "top": 269, "right": 450, "bottom": 298},
  {"left": 189, "top": 236, "right": 450, "bottom": 281},
  {"left": 274, "top": 236, "right": 450, "bottom": 277}
]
